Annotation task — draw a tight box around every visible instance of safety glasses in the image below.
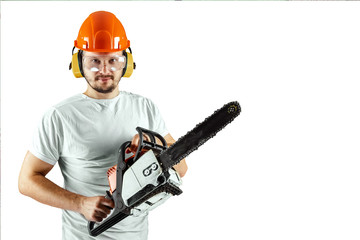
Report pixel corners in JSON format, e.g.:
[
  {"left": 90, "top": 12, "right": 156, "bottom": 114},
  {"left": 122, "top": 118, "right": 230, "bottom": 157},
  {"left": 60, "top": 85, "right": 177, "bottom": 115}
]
[{"left": 83, "top": 54, "right": 126, "bottom": 72}]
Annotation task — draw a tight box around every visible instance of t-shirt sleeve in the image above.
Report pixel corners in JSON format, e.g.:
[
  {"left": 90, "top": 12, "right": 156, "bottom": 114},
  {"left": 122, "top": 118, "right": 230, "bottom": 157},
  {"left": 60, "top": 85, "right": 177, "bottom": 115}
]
[
  {"left": 30, "top": 108, "right": 63, "bottom": 165},
  {"left": 146, "top": 99, "right": 168, "bottom": 137}
]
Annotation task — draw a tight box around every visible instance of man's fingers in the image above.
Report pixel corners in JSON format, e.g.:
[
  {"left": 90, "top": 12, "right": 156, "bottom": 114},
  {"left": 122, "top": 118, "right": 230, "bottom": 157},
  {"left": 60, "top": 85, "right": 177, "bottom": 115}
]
[
  {"left": 81, "top": 196, "right": 116, "bottom": 222},
  {"left": 125, "top": 133, "right": 152, "bottom": 154},
  {"left": 95, "top": 210, "right": 108, "bottom": 220},
  {"left": 94, "top": 216, "right": 103, "bottom": 222},
  {"left": 125, "top": 145, "right": 137, "bottom": 154},
  {"left": 101, "top": 198, "right": 115, "bottom": 210},
  {"left": 91, "top": 199, "right": 114, "bottom": 222},
  {"left": 96, "top": 197, "right": 114, "bottom": 211},
  {"left": 125, "top": 147, "right": 132, "bottom": 154},
  {"left": 130, "top": 135, "right": 140, "bottom": 152},
  {"left": 98, "top": 205, "right": 111, "bottom": 215},
  {"left": 125, "top": 134, "right": 140, "bottom": 154}
]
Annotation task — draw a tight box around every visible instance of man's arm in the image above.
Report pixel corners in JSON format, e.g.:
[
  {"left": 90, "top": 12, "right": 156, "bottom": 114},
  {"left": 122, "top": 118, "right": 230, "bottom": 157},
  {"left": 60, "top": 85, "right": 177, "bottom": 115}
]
[
  {"left": 18, "top": 151, "right": 114, "bottom": 222},
  {"left": 164, "top": 134, "right": 188, "bottom": 178}
]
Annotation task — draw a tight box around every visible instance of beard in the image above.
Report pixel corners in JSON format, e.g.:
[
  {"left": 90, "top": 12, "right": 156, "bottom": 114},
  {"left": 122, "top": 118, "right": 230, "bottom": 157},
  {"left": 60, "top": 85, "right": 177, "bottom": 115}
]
[{"left": 85, "top": 74, "right": 120, "bottom": 94}]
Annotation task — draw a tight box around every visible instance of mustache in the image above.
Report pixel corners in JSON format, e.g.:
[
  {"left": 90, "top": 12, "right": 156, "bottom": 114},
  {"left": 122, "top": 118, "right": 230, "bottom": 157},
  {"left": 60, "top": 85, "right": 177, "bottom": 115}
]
[{"left": 95, "top": 75, "right": 114, "bottom": 80}]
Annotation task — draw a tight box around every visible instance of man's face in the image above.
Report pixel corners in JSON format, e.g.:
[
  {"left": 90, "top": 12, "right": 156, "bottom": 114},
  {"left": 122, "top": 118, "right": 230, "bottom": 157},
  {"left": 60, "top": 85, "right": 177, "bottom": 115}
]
[{"left": 82, "top": 51, "right": 125, "bottom": 94}]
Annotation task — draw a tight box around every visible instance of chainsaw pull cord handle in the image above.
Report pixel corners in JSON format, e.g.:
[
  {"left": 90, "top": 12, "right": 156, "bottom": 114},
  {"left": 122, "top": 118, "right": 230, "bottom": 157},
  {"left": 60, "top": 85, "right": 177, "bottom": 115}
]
[
  {"left": 88, "top": 141, "right": 132, "bottom": 237},
  {"left": 134, "top": 127, "right": 167, "bottom": 161}
]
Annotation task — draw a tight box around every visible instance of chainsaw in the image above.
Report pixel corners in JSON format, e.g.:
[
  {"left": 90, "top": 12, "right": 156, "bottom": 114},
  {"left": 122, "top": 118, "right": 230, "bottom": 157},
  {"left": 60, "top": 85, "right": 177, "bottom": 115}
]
[{"left": 88, "top": 101, "right": 241, "bottom": 237}]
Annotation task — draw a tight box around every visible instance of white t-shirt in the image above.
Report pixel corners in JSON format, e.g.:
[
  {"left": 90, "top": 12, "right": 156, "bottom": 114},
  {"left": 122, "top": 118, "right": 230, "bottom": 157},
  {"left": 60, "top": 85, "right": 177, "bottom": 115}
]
[{"left": 30, "top": 92, "right": 168, "bottom": 240}]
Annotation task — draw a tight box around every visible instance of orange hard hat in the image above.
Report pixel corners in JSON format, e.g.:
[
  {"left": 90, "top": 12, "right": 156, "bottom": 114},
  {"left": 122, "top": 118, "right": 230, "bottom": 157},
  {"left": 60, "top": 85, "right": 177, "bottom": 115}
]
[{"left": 74, "top": 11, "right": 130, "bottom": 52}]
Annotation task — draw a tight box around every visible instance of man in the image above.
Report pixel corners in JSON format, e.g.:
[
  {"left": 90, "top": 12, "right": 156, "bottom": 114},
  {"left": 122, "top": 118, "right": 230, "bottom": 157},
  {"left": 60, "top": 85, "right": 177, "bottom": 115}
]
[{"left": 18, "top": 11, "right": 187, "bottom": 239}]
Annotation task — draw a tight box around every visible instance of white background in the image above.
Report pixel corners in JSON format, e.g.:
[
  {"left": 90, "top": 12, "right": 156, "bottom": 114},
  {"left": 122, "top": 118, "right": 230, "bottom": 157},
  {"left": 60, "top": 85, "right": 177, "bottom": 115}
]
[{"left": 2, "top": 2, "right": 360, "bottom": 240}]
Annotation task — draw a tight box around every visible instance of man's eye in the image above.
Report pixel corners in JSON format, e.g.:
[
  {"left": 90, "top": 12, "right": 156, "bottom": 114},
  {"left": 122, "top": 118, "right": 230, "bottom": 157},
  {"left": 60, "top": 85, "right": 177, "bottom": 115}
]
[
  {"left": 92, "top": 59, "right": 100, "bottom": 64},
  {"left": 109, "top": 58, "right": 116, "bottom": 64}
]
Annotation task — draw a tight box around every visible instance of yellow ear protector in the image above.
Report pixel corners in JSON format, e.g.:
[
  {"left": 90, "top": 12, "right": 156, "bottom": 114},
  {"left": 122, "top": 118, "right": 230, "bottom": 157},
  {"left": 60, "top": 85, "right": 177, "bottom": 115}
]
[
  {"left": 69, "top": 47, "right": 84, "bottom": 78},
  {"left": 69, "top": 47, "right": 136, "bottom": 78},
  {"left": 122, "top": 47, "right": 136, "bottom": 78}
]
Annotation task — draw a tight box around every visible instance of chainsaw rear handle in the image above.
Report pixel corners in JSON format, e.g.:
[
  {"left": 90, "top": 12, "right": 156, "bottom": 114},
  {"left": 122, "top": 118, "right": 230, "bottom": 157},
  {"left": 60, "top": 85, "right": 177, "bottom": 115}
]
[
  {"left": 88, "top": 141, "right": 132, "bottom": 237},
  {"left": 88, "top": 209, "right": 130, "bottom": 237}
]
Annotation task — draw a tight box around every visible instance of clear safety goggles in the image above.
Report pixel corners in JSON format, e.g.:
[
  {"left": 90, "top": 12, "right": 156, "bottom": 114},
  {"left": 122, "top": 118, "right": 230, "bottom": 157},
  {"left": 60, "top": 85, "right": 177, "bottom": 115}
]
[{"left": 83, "top": 54, "right": 126, "bottom": 72}]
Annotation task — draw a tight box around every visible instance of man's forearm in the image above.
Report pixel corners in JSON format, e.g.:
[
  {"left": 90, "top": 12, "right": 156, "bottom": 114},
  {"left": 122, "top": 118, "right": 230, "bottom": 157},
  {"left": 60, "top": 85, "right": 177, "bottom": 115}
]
[
  {"left": 19, "top": 173, "right": 83, "bottom": 213},
  {"left": 164, "top": 134, "right": 188, "bottom": 177},
  {"left": 19, "top": 152, "right": 115, "bottom": 222}
]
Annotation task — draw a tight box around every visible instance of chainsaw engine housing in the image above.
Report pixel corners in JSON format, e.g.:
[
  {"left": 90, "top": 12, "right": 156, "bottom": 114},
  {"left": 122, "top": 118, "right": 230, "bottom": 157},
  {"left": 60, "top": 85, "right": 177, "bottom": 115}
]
[{"left": 108, "top": 150, "right": 182, "bottom": 216}]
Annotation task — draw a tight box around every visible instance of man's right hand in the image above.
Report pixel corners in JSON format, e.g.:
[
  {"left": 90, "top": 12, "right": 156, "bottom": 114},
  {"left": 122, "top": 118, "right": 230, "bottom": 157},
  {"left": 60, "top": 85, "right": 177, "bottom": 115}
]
[{"left": 79, "top": 196, "right": 115, "bottom": 222}]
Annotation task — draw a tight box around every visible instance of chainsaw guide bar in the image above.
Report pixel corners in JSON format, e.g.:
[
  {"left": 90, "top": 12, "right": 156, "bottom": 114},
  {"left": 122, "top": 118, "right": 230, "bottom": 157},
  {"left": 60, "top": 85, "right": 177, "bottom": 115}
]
[{"left": 158, "top": 101, "right": 241, "bottom": 170}]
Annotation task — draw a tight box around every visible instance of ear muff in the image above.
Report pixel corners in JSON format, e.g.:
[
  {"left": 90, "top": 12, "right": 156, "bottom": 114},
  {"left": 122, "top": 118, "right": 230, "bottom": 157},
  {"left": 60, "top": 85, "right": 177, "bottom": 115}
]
[
  {"left": 69, "top": 47, "right": 84, "bottom": 78},
  {"left": 122, "top": 47, "right": 136, "bottom": 78}
]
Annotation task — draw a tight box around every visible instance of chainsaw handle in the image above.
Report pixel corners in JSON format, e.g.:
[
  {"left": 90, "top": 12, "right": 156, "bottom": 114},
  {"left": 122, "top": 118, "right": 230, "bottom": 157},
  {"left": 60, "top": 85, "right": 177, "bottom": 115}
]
[
  {"left": 88, "top": 221, "right": 96, "bottom": 235},
  {"left": 88, "top": 207, "right": 130, "bottom": 237},
  {"left": 88, "top": 141, "right": 131, "bottom": 237},
  {"left": 134, "top": 127, "right": 167, "bottom": 160}
]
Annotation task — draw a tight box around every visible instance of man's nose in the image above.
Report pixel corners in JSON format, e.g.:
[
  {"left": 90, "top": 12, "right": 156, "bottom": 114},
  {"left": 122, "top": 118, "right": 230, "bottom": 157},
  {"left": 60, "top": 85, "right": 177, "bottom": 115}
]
[{"left": 99, "top": 63, "right": 111, "bottom": 74}]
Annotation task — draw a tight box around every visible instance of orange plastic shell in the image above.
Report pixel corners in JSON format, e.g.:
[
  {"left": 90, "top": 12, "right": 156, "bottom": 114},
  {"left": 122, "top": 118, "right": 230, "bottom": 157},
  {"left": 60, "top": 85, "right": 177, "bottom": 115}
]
[
  {"left": 107, "top": 165, "right": 117, "bottom": 193},
  {"left": 107, "top": 156, "right": 135, "bottom": 193},
  {"left": 75, "top": 11, "right": 130, "bottom": 52}
]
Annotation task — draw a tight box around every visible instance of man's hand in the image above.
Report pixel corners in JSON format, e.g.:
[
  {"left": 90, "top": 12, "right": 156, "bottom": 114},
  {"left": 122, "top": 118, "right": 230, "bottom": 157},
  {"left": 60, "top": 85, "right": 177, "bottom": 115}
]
[
  {"left": 125, "top": 133, "right": 150, "bottom": 154},
  {"left": 79, "top": 196, "right": 115, "bottom": 222}
]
